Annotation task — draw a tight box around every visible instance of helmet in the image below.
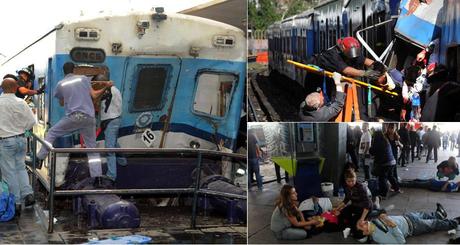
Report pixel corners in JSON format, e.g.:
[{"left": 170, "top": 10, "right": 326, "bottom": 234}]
[
  {"left": 337, "top": 37, "right": 361, "bottom": 59},
  {"left": 17, "top": 67, "right": 33, "bottom": 76}
]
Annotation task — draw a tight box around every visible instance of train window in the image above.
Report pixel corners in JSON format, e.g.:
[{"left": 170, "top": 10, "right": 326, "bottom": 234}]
[
  {"left": 131, "top": 65, "right": 170, "bottom": 112},
  {"left": 287, "top": 35, "right": 290, "bottom": 55},
  {"left": 193, "top": 71, "right": 237, "bottom": 118}
]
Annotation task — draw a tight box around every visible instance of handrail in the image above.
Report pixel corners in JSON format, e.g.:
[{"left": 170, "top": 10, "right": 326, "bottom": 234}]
[
  {"left": 356, "top": 17, "right": 398, "bottom": 63},
  {"left": 32, "top": 133, "right": 245, "bottom": 159},
  {"left": 29, "top": 132, "right": 247, "bottom": 233}
]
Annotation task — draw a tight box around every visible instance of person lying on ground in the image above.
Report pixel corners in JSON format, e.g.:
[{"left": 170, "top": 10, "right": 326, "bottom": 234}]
[
  {"left": 400, "top": 176, "right": 460, "bottom": 192},
  {"left": 436, "top": 156, "right": 459, "bottom": 180},
  {"left": 401, "top": 156, "right": 460, "bottom": 192},
  {"left": 356, "top": 203, "right": 459, "bottom": 244},
  {"left": 270, "top": 185, "right": 321, "bottom": 240}
]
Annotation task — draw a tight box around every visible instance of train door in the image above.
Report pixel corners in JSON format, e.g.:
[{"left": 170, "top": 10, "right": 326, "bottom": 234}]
[{"left": 121, "top": 57, "right": 181, "bottom": 148}]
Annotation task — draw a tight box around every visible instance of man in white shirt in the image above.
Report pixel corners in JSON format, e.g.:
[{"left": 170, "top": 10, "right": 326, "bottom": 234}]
[
  {"left": 359, "top": 123, "right": 372, "bottom": 180},
  {"left": 0, "top": 78, "right": 36, "bottom": 214},
  {"left": 95, "top": 74, "right": 126, "bottom": 184}
]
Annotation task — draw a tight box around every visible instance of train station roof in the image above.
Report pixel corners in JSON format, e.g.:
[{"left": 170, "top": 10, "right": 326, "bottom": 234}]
[{"left": 180, "top": 0, "right": 246, "bottom": 33}]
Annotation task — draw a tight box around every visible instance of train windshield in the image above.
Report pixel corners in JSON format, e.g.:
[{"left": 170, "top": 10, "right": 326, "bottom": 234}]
[
  {"left": 132, "top": 65, "right": 170, "bottom": 112},
  {"left": 193, "top": 72, "right": 237, "bottom": 118}
]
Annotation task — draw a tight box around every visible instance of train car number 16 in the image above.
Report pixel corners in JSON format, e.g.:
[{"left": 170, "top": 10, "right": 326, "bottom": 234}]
[{"left": 141, "top": 129, "right": 156, "bottom": 147}]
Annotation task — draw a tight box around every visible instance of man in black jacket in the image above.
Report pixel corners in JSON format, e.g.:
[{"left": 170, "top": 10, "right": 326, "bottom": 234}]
[
  {"left": 426, "top": 126, "right": 441, "bottom": 163},
  {"left": 299, "top": 72, "right": 345, "bottom": 121},
  {"left": 398, "top": 123, "right": 411, "bottom": 167},
  {"left": 305, "top": 37, "right": 385, "bottom": 120}
]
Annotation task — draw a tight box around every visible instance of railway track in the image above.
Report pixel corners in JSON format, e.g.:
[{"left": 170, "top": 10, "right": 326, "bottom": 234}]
[
  {"left": 247, "top": 63, "right": 305, "bottom": 122},
  {"left": 248, "top": 64, "right": 279, "bottom": 122}
]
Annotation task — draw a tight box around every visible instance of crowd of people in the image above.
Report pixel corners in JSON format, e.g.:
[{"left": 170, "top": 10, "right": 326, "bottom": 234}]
[
  {"left": 298, "top": 36, "right": 459, "bottom": 122},
  {"left": 0, "top": 62, "right": 126, "bottom": 218}
]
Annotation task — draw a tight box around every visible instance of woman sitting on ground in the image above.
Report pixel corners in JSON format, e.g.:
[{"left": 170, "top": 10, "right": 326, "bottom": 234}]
[{"left": 270, "top": 185, "right": 321, "bottom": 240}]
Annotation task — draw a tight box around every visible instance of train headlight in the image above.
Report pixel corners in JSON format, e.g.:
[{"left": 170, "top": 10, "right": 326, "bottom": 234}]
[
  {"left": 189, "top": 141, "right": 201, "bottom": 149},
  {"left": 213, "top": 35, "right": 235, "bottom": 48},
  {"left": 75, "top": 28, "right": 100, "bottom": 41}
]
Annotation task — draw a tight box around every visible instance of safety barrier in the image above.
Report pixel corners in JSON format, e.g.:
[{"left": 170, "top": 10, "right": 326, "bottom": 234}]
[{"left": 29, "top": 133, "right": 247, "bottom": 233}]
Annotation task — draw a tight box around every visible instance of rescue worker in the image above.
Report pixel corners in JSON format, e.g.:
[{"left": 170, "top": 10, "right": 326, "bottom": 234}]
[
  {"left": 306, "top": 37, "right": 386, "bottom": 120},
  {"left": 299, "top": 72, "right": 345, "bottom": 121},
  {"left": 15, "top": 67, "right": 42, "bottom": 99},
  {"left": 35, "top": 62, "right": 112, "bottom": 180}
]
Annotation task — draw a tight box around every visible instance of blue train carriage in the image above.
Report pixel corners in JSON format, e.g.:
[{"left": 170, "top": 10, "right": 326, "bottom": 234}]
[
  {"left": 267, "top": 21, "right": 281, "bottom": 74},
  {"left": 1, "top": 10, "right": 246, "bottom": 188},
  {"left": 283, "top": 17, "right": 296, "bottom": 81}
]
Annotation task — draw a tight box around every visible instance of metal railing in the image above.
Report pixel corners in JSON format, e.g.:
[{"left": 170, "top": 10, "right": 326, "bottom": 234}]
[{"left": 30, "top": 133, "right": 247, "bottom": 233}]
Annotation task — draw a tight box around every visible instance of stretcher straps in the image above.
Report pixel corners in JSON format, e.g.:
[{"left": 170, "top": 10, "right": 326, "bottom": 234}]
[{"left": 322, "top": 73, "right": 330, "bottom": 103}]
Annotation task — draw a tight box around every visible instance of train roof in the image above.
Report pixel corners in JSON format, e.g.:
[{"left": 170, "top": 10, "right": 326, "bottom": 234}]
[
  {"left": 61, "top": 10, "right": 243, "bottom": 33},
  {"left": 296, "top": 10, "right": 315, "bottom": 18},
  {"left": 55, "top": 11, "right": 246, "bottom": 62},
  {"left": 0, "top": 10, "right": 246, "bottom": 71},
  {"left": 179, "top": 0, "right": 246, "bottom": 33},
  {"left": 313, "top": 0, "right": 339, "bottom": 10}
]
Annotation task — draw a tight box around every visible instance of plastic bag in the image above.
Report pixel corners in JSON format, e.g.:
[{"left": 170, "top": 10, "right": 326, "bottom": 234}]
[{"left": 0, "top": 181, "right": 15, "bottom": 222}]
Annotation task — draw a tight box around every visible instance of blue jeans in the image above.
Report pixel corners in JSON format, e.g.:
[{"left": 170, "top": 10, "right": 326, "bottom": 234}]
[
  {"left": 104, "top": 118, "right": 126, "bottom": 180},
  {"left": 0, "top": 137, "right": 33, "bottom": 204},
  {"left": 248, "top": 158, "right": 263, "bottom": 189},
  {"left": 405, "top": 211, "right": 458, "bottom": 236}
]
